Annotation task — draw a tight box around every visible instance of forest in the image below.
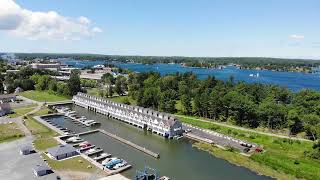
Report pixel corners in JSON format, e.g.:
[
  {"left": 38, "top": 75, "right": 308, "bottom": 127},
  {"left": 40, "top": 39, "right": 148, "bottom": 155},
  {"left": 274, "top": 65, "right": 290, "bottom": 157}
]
[{"left": 122, "top": 72, "right": 320, "bottom": 141}]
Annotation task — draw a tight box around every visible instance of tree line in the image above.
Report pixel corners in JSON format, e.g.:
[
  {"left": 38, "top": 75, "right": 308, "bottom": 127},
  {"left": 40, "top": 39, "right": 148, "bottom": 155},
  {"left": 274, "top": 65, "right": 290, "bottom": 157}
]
[{"left": 118, "top": 71, "right": 320, "bottom": 142}]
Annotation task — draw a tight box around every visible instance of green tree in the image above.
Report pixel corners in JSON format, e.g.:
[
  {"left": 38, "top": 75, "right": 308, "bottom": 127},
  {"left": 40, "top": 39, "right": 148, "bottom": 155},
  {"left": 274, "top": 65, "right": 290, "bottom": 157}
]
[
  {"left": 67, "top": 71, "right": 81, "bottom": 96},
  {"left": 180, "top": 94, "right": 192, "bottom": 115},
  {"left": 302, "top": 114, "right": 320, "bottom": 140},
  {"left": 257, "top": 98, "right": 288, "bottom": 129}
]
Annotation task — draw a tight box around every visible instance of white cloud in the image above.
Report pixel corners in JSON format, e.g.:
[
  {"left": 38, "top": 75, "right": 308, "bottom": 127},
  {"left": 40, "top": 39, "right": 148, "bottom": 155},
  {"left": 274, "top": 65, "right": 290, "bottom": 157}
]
[
  {"left": 0, "top": 0, "right": 102, "bottom": 40},
  {"left": 78, "top": 16, "right": 91, "bottom": 25},
  {"left": 289, "top": 34, "right": 305, "bottom": 40},
  {"left": 92, "top": 27, "right": 103, "bottom": 33}
]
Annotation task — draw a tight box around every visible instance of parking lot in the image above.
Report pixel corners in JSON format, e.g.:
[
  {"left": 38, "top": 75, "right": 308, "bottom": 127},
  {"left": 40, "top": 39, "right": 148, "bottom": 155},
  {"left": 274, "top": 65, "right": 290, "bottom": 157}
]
[
  {"left": 183, "top": 123, "right": 258, "bottom": 152},
  {"left": 0, "top": 137, "right": 58, "bottom": 180}
]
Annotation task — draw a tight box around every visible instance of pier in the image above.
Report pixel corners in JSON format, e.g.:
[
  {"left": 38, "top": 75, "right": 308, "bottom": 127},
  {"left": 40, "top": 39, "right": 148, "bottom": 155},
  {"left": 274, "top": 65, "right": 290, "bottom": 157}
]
[
  {"left": 34, "top": 115, "right": 65, "bottom": 135},
  {"left": 99, "top": 129, "right": 160, "bottom": 159}
]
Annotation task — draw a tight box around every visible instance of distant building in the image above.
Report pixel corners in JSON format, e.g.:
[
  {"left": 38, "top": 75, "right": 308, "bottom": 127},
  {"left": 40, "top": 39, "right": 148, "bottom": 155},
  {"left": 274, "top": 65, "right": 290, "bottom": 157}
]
[
  {"left": 0, "top": 103, "right": 11, "bottom": 116},
  {"left": 30, "top": 63, "right": 62, "bottom": 71},
  {"left": 33, "top": 164, "right": 52, "bottom": 176},
  {"left": 0, "top": 94, "right": 16, "bottom": 103},
  {"left": 47, "top": 144, "right": 79, "bottom": 160}
]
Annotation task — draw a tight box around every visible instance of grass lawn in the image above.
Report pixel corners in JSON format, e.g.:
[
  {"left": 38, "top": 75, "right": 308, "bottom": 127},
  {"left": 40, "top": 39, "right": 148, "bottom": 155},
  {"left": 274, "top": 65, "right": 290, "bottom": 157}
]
[
  {"left": 42, "top": 154, "right": 99, "bottom": 173},
  {"left": 19, "top": 90, "right": 70, "bottom": 102},
  {"left": 33, "top": 137, "right": 60, "bottom": 151},
  {"left": 0, "top": 122, "right": 24, "bottom": 143},
  {"left": 87, "top": 88, "right": 100, "bottom": 96},
  {"left": 31, "top": 107, "right": 52, "bottom": 117},
  {"left": 180, "top": 116, "right": 320, "bottom": 180},
  {"left": 8, "top": 104, "right": 37, "bottom": 118},
  {"left": 24, "top": 116, "right": 58, "bottom": 138},
  {"left": 107, "top": 95, "right": 136, "bottom": 105}
]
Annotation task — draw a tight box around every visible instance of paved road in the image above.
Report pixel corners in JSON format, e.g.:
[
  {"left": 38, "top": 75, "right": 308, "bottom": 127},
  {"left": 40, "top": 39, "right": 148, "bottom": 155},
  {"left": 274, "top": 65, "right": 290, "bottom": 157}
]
[
  {"left": 176, "top": 114, "right": 312, "bottom": 142},
  {"left": 183, "top": 124, "right": 256, "bottom": 152}
]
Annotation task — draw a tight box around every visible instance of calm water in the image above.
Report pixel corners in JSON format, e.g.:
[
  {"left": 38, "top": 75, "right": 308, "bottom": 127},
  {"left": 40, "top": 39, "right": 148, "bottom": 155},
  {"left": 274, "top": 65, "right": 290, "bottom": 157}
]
[
  {"left": 47, "top": 105, "right": 272, "bottom": 180},
  {"left": 60, "top": 59, "right": 320, "bottom": 92}
]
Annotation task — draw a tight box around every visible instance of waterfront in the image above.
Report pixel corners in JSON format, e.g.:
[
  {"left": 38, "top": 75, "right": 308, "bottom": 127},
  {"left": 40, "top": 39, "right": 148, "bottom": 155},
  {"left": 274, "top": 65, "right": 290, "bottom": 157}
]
[
  {"left": 46, "top": 105, "right": 272, "bottom": 180},
  {"left": 60, "top": 59, "right": 320, "bottom": 92}
]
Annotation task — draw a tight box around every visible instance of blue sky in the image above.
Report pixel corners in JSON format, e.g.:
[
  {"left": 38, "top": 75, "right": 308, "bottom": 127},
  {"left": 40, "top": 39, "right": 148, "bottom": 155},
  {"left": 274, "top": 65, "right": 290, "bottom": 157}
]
[{"left": 0, "top": 0, "right": 319, "bottom": 58}]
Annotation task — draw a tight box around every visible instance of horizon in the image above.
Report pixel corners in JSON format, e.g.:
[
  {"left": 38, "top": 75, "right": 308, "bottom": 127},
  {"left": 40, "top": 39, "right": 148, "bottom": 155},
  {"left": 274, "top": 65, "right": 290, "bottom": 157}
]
[
  {"left": 1, "top": 52, "right": 320, "bottom": 61},
  {"left": 0, "top": 0, "right": 319, "bottom": 59}
]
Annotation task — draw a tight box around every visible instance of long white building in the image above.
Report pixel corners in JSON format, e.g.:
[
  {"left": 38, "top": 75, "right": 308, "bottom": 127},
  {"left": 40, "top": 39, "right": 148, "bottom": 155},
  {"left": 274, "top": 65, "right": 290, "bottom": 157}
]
[{"left": 72, "top": 92, "right": 183, "bottom": 138}]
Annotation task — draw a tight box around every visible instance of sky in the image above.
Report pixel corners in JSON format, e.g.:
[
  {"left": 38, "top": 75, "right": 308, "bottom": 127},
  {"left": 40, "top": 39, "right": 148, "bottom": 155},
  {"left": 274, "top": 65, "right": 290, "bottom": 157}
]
[{"left": 0, "top": 0, "right": 319, "bottom": 59}]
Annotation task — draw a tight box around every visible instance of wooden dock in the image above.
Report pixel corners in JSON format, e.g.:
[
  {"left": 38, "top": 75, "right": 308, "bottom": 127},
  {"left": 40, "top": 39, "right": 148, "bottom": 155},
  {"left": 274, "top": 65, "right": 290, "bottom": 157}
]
[{"left": 99, "top": 129, "right": 160, "bottom": 159}]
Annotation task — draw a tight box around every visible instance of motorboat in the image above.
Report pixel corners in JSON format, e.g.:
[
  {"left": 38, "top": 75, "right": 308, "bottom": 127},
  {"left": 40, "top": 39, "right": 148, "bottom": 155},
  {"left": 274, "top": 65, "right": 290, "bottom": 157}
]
[
  {"left": 66, "top": 136, "right": 83, "bottom": 143},
  {"left": 93, "top": 153, "right": 111, "bottom": 161},
  {"left": 79, "top": 141, "right": 92, "bottom": 148},
  {"left": 102, "top": 157, "right": 117, "bottom": 165},
  {"left": 105, "top": 158, "right": 123, "bottom": 169},
  {"left": 112, "top": 161, "right": 127, "bottom": 170}
]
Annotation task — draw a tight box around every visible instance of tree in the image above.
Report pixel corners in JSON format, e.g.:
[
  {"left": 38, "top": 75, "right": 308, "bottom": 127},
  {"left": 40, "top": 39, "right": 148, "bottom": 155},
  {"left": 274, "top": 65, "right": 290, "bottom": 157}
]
[
  {"left": 67, "top": 71, "right": 81, "bottom": 96},
  {"left": 20, "top": 79, "right": 35, "bottom": 91},
  {"left": 35, "top": 75, "right": 51, "bottom": 91},
  {"left": 287, "top": 109, "right": 303, "bottom": 135},
  {"left": 159, "top": 89, "right": 177, "bottom": 113},
  {"left": 139, "top": 87, "right": 160, "bottom": 108},
  {"left": 302, "top": 114, "right": 320, "bottom": 140},
  {"left": 114, "top": 76, "right": 127, "bottom": 96},
  {"left": 180, "top": 95, "right": 192, "bottom": 115},
  {"left": 257, "top": 98, "right": 288, "bottom": 129},
  {"left": 0, "top": 81, "right": 4, "bottom": 94},
  {"left": 223, "top": 91, "right": 257, "bottom": 127},
  {"left": 48, "top": 80, "right": 58, "bottom": 92}
]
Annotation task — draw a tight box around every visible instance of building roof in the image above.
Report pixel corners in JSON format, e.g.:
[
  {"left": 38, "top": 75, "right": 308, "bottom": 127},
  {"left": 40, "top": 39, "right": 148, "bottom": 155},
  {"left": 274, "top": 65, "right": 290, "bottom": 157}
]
[
  {"left": 20, "top": 145, "right": 33, "bottom": 151},
  {"left": 0, "top": 94, "right": 16, "bottom": 99},
  {"left": 33, "top": 164, "right": 51, "bottom": 172},
  {"left": 0, "top": 103, "right": 11, "bottom": 111},
  {"left": 47, "top": 144, "right": 77, "bottom": 157}
]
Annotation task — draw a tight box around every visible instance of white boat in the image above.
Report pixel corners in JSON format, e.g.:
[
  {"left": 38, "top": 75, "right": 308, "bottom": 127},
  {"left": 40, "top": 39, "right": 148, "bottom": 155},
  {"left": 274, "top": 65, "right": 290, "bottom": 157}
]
[
  {"left": 84, "top": 120, "right": 95, "bottom": 124},
  {"left": 102, "top": 157, "right": 117, "bottom": 165},
  {"left": 84, "top": 148, "right": 100, "bottom": 155},
  {"left": 93, "top": 153, "right": 110, "bottom": 161},
  {"left": 113, "top": 161, "right": 127, "bottom": 170},
  {"left": 66, "top": 136, "right": 83, "bottom": 143}
]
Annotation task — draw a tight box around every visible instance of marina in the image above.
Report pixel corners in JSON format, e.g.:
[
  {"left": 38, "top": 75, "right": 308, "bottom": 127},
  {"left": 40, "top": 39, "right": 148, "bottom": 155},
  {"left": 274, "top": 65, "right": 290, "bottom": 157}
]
[{"left": 39, "top": 104, "right": 272, "bottom": 180}]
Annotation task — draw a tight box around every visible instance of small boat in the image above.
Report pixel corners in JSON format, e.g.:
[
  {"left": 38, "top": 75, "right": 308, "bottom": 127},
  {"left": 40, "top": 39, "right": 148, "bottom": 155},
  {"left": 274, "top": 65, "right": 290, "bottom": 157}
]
[
  {"left": 102, "top": 157, "right": 117, "bottom": 165},
  {"left": 105, "top": 158, "right": 123, "bottom": 169},
  {"left": 84, "top": 148, "right": 100, "bottom": 155},
  {"left": 93, "top": 153, "right": 111, "bottom": 161},
  {"left": 112, "top": 161, "right": 127, "bottom": 170},
  {"left": 66, "top": 136, "right": 83, "bottom": 143},
  {"left": 79, "top": 141, "right": 92, "bottom": 148}
]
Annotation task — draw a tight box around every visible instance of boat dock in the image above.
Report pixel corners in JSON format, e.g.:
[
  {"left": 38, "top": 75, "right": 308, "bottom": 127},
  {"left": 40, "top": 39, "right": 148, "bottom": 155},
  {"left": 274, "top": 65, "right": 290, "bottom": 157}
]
[
  {"left": 93, "top": 153, "right": 112, "bottom": 161},
  {"left": 86, "top": 149, "right": 104, "bottom": 156},
  {"left": 34, "top": 116, "right": 65, "bottom": 135},
  {"left": 99, "top": 129, "right": 160, "bottom": 159}
]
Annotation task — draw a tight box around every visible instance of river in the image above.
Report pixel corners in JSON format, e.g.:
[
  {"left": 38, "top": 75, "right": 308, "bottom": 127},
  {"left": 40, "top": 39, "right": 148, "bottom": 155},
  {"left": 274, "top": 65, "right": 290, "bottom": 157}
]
[
  {"left": 60, "top": 59, "right": 320, "bottom": 92},
  {"left": 47, "top": 105, "right": 272, "bottom": 180}
]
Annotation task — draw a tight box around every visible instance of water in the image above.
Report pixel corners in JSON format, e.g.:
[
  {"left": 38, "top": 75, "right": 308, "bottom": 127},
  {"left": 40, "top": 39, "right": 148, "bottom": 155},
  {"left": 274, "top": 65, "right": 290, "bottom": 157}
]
[
  {"left": 47, "top": 105, "right": 272, "bottom": 180},
  {"left": 59, "top": 59, "right": 320, "bottom": 92}
]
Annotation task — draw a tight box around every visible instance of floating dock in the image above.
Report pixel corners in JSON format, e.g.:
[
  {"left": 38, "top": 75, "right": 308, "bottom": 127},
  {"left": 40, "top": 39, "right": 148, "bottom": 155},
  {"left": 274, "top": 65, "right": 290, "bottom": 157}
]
[{"left": 99, "top": 129, "right": 160, "bottom": 159}]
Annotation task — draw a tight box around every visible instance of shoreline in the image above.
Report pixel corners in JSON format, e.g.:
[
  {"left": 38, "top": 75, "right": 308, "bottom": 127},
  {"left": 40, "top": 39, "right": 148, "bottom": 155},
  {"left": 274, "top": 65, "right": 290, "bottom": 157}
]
[{"left": 193, "top": 143, "right": 297, "bottom": 180}]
